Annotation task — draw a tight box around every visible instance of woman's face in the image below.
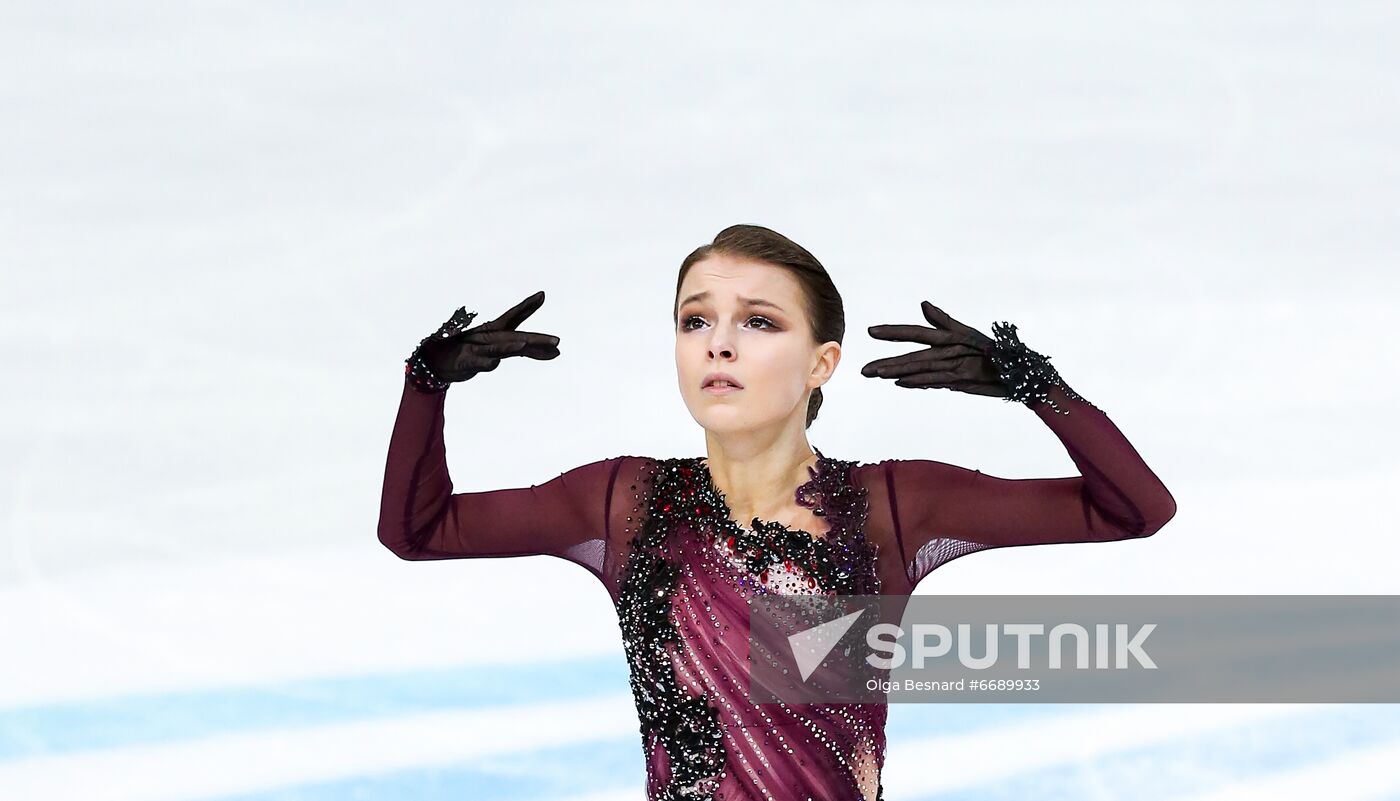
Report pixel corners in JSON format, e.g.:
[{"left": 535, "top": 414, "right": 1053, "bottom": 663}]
[{"left": 675, "top": 254, "right": 839, "bottom": 434}]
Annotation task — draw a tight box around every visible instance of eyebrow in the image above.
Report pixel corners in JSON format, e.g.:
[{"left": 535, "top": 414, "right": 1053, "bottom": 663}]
[{"left": 678, "top": 291, "right": 785, "bottom": 313}]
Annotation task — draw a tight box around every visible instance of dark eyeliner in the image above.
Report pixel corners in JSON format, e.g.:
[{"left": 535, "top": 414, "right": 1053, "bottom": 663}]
[{"left": 680, "top": 314, "right": 777, "bottom": 331}]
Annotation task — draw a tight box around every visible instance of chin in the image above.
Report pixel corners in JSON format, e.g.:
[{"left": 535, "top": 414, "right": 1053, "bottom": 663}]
[{"left": 691, "top": 407, "right": 750, "bottom": 433}]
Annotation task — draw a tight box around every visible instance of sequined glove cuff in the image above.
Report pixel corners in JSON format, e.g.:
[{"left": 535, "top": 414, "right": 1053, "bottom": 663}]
[
  {"left": 984, "top": 321, "right": 1090, "bottom": 415},
  {"left": 403, "top": 307, "right": 479, "bottom": 394}
]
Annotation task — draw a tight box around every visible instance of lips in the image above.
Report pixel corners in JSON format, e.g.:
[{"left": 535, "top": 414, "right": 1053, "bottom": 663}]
[{"left": 702, "top": 372, "right": 744, "bottom": 389}]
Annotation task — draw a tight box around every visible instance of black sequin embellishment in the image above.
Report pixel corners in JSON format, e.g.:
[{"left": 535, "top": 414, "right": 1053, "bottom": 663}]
[
  {"left": 403, "top": 306, "right": 478, "bottom": 394},
  {"left": 985, "top": 320, "right": 1098, "bottom": 415},
  {"left": 701, "top": 448, "right": 880, "bottom": 599},
  {"left": 616, "top": 449, "right": 882, "bottom": 800}
]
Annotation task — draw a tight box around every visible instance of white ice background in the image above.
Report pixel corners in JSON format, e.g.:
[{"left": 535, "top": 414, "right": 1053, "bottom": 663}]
[{"left": 2, "top": 2, "right": 1398, "bottom": 799}]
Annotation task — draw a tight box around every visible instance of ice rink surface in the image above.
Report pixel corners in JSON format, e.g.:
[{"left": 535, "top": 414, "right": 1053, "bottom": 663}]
[{"left": 2, "top": 2, "right": 1398, "bottom": 798}]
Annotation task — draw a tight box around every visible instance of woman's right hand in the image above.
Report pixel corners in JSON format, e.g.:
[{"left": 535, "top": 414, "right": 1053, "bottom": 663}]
[{"left": 405, "top": 290, "right": 561, "bottom": 391}]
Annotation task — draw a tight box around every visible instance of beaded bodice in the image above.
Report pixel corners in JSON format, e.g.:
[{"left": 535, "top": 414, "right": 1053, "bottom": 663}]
[{"left": 615, "top": 450, "right": 886, "bottom": 800}]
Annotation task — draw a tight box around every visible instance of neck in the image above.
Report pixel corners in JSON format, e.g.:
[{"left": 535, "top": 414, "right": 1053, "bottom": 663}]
[{"left": 701, "top": 444, "right": 820, "bottom": 524}]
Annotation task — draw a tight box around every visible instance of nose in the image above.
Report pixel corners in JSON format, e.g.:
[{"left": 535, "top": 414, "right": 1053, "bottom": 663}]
[{"left": 704, "top": 323, "right": 736, "bottom": 359}]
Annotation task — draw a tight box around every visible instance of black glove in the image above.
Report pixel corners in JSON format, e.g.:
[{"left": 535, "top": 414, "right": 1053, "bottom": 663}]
[
  {"left": 404, "top": 290, "right": 561, "bottom": 393},
  {"left": 861, "top": 300, "right": 1090, "bottom": 414}
]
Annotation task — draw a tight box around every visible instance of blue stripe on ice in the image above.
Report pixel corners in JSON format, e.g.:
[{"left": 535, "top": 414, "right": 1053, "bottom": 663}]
[
  {"left": 200, "top": 737, "right": 647, "bottom": 801},
  {"left": 0, "top": 653, "right": 631, "bottom": 759},
  {"left": 0, "top": 646, "right": 1079, "bottom": 762},
  {"left": 54, "top": 702, "right": 1395, "bottom": 801},
  {"left": 6, "top": 657, "right": 1400, "bottom": 801}
]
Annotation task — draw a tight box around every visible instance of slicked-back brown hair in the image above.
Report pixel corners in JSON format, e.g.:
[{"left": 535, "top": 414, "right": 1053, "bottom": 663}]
[{"left": 673, "top": 224, "right": 845, "bottom": 429}]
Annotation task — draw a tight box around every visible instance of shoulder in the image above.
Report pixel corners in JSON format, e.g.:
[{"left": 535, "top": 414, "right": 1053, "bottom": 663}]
[
  {"left": 571, "top": 455, "right": 708, "bottom": 487},
  {"left": 847, "top": 456, "right": 967, "bottom": 475},
  {"left": 601, "top": 455, "right": 722, "bottom": 514},
  {"left": 589, "top": 455, "right": 686, "bottom": 496},
  {"left": 846, "top": 457, "right": 893, "bottom": 484},
  {"left": 847, "top": 456, "right": 978, "bottom": 492},
  {"left": 845, "top": 458, "right": 994, "bottom": 522}
]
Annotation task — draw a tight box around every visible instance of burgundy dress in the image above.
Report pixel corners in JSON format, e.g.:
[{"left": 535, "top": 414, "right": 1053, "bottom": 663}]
[{"left": 377, "top": 379, "right": 1176, "bottom": 801}]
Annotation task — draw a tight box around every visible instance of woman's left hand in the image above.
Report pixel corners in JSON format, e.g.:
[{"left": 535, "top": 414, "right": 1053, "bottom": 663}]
[{"left": 861, "top": 301, "right": 1009, "bottom": 397}]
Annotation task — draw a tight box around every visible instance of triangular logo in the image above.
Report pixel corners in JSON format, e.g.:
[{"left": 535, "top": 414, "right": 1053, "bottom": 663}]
[{"left": 788, "top": 608, "right": 866, "bottom": 681}]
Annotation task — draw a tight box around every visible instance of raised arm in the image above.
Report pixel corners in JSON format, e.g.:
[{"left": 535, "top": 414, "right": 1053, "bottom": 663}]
[
  {"left": 376, "top": 376, "right": 633, "bottom": 586},
  {"left": 878, "top": 384, "right": 1176, "bottom": 587},
  {"left": 860, "top": 302, "right": 1177, "bottom": 589},
  {"left": 375, "top": 292, "right": 643, "bottom": 593}
]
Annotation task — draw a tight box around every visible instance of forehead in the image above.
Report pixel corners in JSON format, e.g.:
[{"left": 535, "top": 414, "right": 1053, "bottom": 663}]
[{"left": 678, "top": 254, "right": 802, "bottom": 305}]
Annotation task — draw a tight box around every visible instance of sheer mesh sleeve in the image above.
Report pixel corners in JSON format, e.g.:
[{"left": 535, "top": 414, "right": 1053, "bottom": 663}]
[
  {"left": 866, "top": 384, "right": 1177, "bottom": 590},
  {"left": 376, "top": 378, "right": 649, "bottom": 599}
]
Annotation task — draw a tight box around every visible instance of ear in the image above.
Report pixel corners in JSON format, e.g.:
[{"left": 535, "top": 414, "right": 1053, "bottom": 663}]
[{"left": 809, "top": 341, "right": 842, "bottom": 388}]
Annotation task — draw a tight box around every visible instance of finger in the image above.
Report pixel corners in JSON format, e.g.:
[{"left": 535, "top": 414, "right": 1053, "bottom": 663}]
[
  {"left": 521, "top": 345, "right": 561, "bottom": 360},
  {"left": 469, "top": 340, "right": 531, "bottom": 358},
  {"left": 466, "top": 343, "right": 561, "bottom": 364},
  {"left": 919, "top": 301, "right": 979, "bottom": 337},
  {"left": 883, "top": 370, "right": 976, "bottom": 388},
  {"left": 518, "top": 330, "right": 561, "bottom": 348},
  {"left": 483, "top": 290, "right": 547, "bottom": 332},
  {"left": 510, "top": 336, "right": 562, "bottom": 359},
  {"left": 866, "top": 324, "right": 961, "bottom": 346},
  {"left": 469, "top": 333, "right": 560, "bottom": 361},
  {"left": 862, "top": 355, "right": 970, "bottom": 379},
  {"left": 469, "top": 330, "right": 560, "bottom": 348},
  {"left": 861, "top": 344, "right": 984, "bottom": 375}
]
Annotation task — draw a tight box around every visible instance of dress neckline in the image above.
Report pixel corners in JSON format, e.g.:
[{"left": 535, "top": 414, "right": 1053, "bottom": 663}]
[{"left": 696, "top": 448, "right": 834, "bottom": 542}]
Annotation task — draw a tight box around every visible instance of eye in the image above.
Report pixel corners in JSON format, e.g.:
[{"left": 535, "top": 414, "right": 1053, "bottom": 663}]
[{"left": 679, "top": 314, "right": 778, "bottom": 332}]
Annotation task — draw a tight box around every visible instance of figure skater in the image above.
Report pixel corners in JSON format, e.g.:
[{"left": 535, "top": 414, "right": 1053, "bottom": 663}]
[{"left": 377, "top": 224, "right": 1177, "bottom": 801}]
